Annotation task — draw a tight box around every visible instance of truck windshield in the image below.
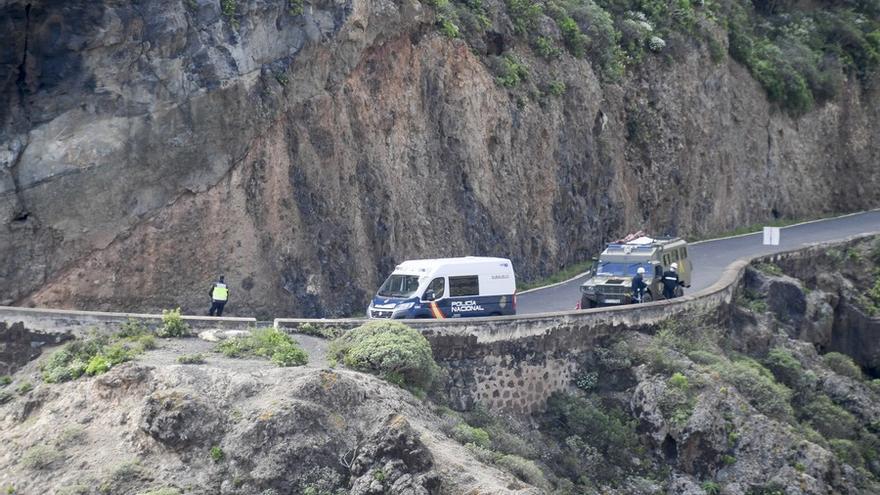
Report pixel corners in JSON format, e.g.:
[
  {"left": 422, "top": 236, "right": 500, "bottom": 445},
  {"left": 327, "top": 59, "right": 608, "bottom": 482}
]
[
  {"left": 596, "top": 262, "right": 651, "bottom": 277},
  {"left": 377, "top": 274, "right": 421, "bottom": 298}
]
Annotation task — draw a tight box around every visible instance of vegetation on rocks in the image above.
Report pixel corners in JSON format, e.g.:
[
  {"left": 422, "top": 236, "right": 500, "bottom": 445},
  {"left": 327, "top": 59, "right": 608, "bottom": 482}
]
[
  {"left": 158, "top": 308, "right": 190, "bottom": 338},
  {"left": 41, "top": 324, "right": 157, "bottom": 383},
  {"left": 327, "top": 320, "right": 439, "bottom": 390},
  {"left": 216, "top": 327, "right": 308, "bottom": 367},
  {"left": 424, "top": 0, "right": 878, "bottom": 113}
]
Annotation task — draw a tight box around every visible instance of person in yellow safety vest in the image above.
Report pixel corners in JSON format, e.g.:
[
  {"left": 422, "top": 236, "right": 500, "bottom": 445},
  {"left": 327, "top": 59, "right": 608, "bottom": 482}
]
[{"left": 208, "top": 276, "right": 229, "bottom": 316}]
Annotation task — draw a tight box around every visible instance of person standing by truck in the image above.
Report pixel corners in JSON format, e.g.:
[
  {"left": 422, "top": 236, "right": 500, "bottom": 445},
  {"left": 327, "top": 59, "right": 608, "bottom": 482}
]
[
  {"left": 208, "top": 276, "right": 229, "bottom": 316},
  {"left": 632, "top": 266, "right": 647, "bottom": 303},
  {"left": 662, "top": 263, "right": 684, "bottom": 299}
]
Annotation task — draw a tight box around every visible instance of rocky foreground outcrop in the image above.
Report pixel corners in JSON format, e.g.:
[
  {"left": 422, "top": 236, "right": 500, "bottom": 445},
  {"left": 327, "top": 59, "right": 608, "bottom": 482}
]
[
  {"left": 1, "top": 0, "right": 879, "bottom": 317},
  {"left": 0, "top": 341, "right": 539, "bottom": 494}
]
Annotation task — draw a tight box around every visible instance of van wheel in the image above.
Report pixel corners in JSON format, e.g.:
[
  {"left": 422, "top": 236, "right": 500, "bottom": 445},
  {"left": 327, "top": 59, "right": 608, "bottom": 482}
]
[{"left": 642, "top": 292, "right": 653, "bottom": 303}]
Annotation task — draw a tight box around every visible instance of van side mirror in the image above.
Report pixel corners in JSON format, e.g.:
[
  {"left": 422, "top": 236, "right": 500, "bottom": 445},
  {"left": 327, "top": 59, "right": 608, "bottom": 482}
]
[{"left": 423, "top": 289, "right": 435, "bottom": 301}]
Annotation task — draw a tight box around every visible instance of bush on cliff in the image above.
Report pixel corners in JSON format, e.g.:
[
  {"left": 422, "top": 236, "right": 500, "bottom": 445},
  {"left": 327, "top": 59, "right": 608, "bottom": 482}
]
[
  {"left": 41, "top": 325, "right": 156, "bottom": 383},
  {"left": 712, "top": 357, "right": 794, "bottom": 420},
  {"left": 158, "top": 308, "right": 190, "bottom": 338},
  {"left": 217, "top": 328, "right": 308, "bottom": 367},
  {"left": 822, "top": 352, "right": 863, "bottom": 381},
  {"left": 327, "top": 320, "right": 439, "bottom": 390}
]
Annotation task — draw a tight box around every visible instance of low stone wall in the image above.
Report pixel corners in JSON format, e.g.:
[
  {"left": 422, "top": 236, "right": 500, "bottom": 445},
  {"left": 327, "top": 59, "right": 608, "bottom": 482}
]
[
  {"left": 276, "top": 260, "right": 747, "bottom": 412},
  {"left": 0, "top": 305, "right": 257, "bottom": 336}
]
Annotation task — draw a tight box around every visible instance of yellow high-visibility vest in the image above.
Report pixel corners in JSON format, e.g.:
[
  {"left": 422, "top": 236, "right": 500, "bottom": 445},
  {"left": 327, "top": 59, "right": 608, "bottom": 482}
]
[{"left": 212, "top": 284, "right": 229, "bottom": 301}]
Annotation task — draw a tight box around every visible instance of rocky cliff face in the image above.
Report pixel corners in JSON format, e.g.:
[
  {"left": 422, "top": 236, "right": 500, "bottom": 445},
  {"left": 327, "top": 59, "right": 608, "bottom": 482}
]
[{"left": 2, "top": 0, "right": 878, "bottom": 317}]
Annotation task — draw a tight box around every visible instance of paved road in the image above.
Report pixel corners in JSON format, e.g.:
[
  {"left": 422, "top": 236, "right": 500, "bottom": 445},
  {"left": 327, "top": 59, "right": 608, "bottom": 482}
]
[{"left": 516, "top": 211, "right": 880, "bottom": 314}]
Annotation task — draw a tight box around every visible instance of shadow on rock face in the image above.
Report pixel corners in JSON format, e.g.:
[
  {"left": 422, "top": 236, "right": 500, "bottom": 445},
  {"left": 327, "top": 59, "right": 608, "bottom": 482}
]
[{"left": 139, "top": 389, "right": 225, "bottom": 449}]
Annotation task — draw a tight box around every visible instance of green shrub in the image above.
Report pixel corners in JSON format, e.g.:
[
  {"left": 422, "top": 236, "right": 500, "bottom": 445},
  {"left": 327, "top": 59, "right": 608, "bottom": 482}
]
[
  {"left": 702, "top": 481, "right": 721, "bottom": 495},
  {"left": 495, "top": 55, "right": 529, "bottom": 88},
  {"left": 544, "top": 393, "right": 639, "bottom": 473},
  {"left": 135, "top": 335, "right": 157, "bottom": 352},
  {"left": 822, "top": 352, "right": 863, "bottom": 380},
  {"left": 118, "top": 319, "right": 152, "bottom": 339},
  {"left": 0, "top": 376, "right": 10, "bottom": 386},
  {"left": 210, "top": 446, "right": 224, "bottom": 462},
  {"left": 327, "top": 320, "right": 438, "bottom": 389},
  {"left": 439, "top": 17, "right": 460, "bottom": 37},
  {"left": 829, "top": 438, "right": 864, "bottom": 468},
  {"left": 296, "top": 323, "right": 343, "bottom": 340},
  {"left": 558, "top": 16, "right": 588, "bottom": 57},
  {"left": 660, "top": 377, "right": 694, "bottom": 426},
  {"left": 755, "top": 262, "right": 783, "bottom": 276},
  {"left": 547, "top": 80, "right": 567, "bottom": 96},
  {"left": 534, "top": 36, "right": 562, "bottom": 59},
  {"left": 575, "top": 370, "right": 598, "bottom": 391},
  {"left": 495, "top": 454, "right": 549, "bottom": 488},
  {"left": 271, "top": 345, "right": 309, "bottom": 367},
  {"left": 688, "top": 350, "right": 722, "bottom": 365},
  {"left": 505, "top": 0, "right": 543, "bottom": 34},
  {"left": 21, "top": 445, "right": 61, "bottom": 470},
  {"left": 486, "top": 424, "right": 537, "bottom": 458},
  {"left": 668, "top": 372, "right": 689, "bottom": 390},
  {"left": 799, "top": 395, "right": 857, "bottom": 440},
  {"left": 41, "top": 329, "right": 150, "bottom": 383},
  {"left": 177, "top": 354, "right": 206, "bottom": 365},
  {"left": 16, "top": 381, "right": 33, "bottom": 395},
  {"left": 288, "top": 0, "right": 304, "bottom": 16},
  {"left": 0, "top": 390, "right": 11, "bottom": 404},
  {"left": 452, "top": 423, "right": 491, "bottom": 448},
  {"left": 217, "top": 328, "right": 308, "bottom": 367},
  {"left": 85, "top": 355, "right": 111, "bottom": 376},
  {"left": 764, "top": 347, "right": 806, "bottom": 389},
  {"left": 158, "top": 308, "right": 190, "bottom": 338},
  {"left": 713, "top": 358, "right": 794, "bottom": 420}
]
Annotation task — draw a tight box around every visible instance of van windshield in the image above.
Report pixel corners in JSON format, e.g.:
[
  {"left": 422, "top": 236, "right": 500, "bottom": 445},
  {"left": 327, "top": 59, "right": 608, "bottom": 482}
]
[
  {"left": 596, "top": 261, "right": 651, "bottom": 277},
  {"left": 377, "top": 274, "right": 421, "bottom": 298}
]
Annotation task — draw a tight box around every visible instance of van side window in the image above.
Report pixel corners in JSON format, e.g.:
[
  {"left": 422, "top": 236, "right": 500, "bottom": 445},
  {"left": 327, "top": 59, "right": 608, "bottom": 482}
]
[
  {"left": 671, "top": 250, "right": 679, "bottom": 262},
  {"left": 655, "top": 265, "right": 663, "bottom": 278},
  {"left": 449, "top": 276, "right": 479, "bottom": 297},
  {"left": 663, "top": 254, "right": 669, "bottom": 266},
  {"left": 682, "top": 247, "right": 688, "bottom": 258},
  {"left": 427, "top": 277, "right": 445, "bottom": 299}
]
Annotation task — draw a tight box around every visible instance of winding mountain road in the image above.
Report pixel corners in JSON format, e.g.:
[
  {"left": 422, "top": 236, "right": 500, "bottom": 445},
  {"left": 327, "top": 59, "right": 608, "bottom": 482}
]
[{"left": 516, "top": 210, "right": 880, "bottom": 314}]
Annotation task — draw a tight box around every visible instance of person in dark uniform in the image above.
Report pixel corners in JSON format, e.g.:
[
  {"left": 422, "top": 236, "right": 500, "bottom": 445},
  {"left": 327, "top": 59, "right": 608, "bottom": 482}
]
[
  {"left": 209, "top": 276, "right": 229, "bottom": 316},
  {"left": 632, "top": 266, "right": 647, "bottom": 303},
  {"left": 662, "top": 262, "right": 684, "bottom": 299}
]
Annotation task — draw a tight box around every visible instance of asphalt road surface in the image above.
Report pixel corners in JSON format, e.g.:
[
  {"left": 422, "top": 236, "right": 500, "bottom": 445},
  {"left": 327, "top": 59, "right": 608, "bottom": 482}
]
[{"left": 516, "top": 211, "right": 880, "bottom": 314}]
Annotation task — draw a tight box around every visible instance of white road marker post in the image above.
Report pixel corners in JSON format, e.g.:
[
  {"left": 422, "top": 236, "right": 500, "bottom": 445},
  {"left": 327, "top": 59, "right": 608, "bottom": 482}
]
[{"left": 763, "top": 226, "right": 780, "bottom": 246}]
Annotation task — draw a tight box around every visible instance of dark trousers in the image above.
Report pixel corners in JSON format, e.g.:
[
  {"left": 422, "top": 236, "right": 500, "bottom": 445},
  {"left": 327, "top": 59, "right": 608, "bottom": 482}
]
[{"left": 209, "top": 300, "right": 226, "bottom": 316}]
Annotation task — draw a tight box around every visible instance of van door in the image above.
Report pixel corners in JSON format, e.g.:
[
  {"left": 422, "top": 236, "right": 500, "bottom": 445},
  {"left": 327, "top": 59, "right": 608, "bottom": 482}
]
[
  {"left": 423, "top": 277, "right": 447, "bottom": 318},
  {"left": 445, "top": 275, "right": 483, "bottom": 317}
]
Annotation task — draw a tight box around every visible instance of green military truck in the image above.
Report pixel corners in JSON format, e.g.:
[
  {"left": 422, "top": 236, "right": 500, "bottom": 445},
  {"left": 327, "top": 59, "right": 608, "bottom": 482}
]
[{"left": 579, "top": 235, "right": 692, "bottom": 308}]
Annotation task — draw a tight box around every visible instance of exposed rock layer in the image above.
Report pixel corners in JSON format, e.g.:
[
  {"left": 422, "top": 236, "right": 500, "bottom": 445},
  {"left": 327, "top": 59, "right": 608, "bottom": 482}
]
[{"left": 1, "top": 0, "right": 878, "bottom": 317}]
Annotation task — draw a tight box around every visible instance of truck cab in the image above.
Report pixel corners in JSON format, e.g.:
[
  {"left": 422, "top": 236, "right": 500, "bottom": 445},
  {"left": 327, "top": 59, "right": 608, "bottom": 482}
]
[{"left": 579, "top": 236, "right": 692, "bottom": 308}]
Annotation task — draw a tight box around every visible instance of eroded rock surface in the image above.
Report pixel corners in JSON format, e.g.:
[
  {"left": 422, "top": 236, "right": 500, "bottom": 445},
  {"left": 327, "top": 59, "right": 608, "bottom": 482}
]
[{"left": 1, "top": 0, "right": 878, "bottom": 317}]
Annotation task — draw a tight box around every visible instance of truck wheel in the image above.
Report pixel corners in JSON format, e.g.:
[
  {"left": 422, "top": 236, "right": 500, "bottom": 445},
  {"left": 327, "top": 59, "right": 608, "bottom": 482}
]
[
  {"left": 642, "top": 292, "right": 653, "bottom": 303},
  {"left": 582, "top": 296, "right": 597, "bottom": 309}
]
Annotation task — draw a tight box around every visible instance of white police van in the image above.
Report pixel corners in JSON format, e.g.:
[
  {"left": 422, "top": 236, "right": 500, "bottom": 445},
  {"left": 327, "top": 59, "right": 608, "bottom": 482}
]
[{"left": 368, "top": 257, "right": 517, "bottom": 319}]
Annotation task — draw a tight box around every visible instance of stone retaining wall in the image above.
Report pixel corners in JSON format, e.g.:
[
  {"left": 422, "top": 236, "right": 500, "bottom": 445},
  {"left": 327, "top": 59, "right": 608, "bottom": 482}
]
[
  {"left": 0, "top": 305, "right": 257, "bottom": 336},
  {"left": 276, "top": 260, "right": 747, "bottom": 412}
]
